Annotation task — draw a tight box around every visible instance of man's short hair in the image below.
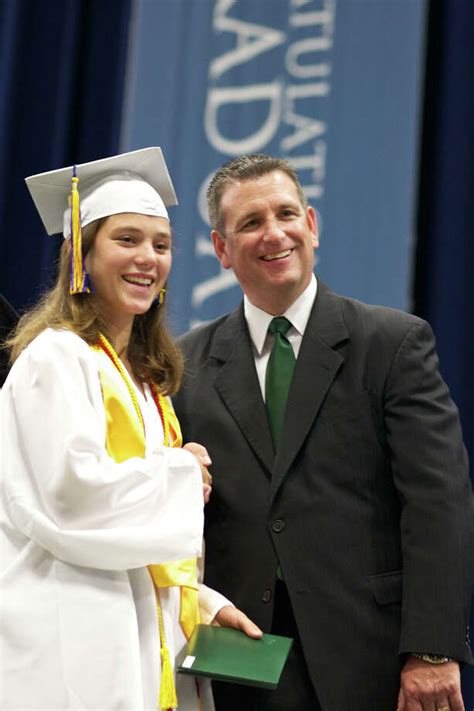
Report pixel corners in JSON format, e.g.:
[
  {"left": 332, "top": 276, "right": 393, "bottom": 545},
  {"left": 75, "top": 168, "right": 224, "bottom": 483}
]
[{"left": 207, "top": 154, "right": 308, "bottom": 234}]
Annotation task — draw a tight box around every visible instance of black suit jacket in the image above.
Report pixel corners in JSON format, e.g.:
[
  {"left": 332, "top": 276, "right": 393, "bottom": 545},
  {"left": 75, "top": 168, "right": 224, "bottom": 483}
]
[{"left": 173, "top": 282, "right": 473, "bottom": 709}]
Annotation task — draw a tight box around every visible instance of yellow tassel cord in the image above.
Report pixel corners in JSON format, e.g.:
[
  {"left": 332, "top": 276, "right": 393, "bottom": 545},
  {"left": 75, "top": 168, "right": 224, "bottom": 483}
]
[
  {"left": 69, "top": 172, "right": 90, "bottom": 294},
  {"left": 151, "top": 583, "right": 179, "bottom": 711}
]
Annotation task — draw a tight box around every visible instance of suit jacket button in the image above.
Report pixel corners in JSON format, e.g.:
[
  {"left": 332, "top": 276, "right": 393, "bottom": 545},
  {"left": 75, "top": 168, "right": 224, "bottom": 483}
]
[
  {"left": 262, "top": 589, "right": 272, "bottom": 602},
  {"left": 272, "top": 519, "right": 285, "bottom": 532}
]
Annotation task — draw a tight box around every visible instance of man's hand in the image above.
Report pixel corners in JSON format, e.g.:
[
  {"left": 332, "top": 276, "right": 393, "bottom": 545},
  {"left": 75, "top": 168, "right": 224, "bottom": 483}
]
[
  {"left": 212, "top": 604, "right": 263, "bottom": 639},
  {"left": 397, "top": 656, "right": 464, "bottom": 711},
  {"left": 183, "top": 442, "right": 212, "bottom": 503}
]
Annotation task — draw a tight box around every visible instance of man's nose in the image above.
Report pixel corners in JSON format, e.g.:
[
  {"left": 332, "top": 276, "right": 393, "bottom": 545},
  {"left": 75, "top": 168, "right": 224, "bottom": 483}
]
[{"left": 263, "top": 217, "right": 285, "bottom": 241}]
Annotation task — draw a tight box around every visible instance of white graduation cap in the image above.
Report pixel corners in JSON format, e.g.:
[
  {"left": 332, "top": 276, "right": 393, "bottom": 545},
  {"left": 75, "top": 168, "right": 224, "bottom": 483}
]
[
  {"left": 25, "top": 146, "right": 178, "bottom": 237},
  {"left": 24, "top": 147, "right": 178, "bottom": 293}
]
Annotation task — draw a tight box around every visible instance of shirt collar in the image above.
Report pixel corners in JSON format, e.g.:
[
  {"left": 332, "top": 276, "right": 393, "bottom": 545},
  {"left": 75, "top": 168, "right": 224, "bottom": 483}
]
[{"left": 244, "top": 274, "right": 317, "bottom": 355}]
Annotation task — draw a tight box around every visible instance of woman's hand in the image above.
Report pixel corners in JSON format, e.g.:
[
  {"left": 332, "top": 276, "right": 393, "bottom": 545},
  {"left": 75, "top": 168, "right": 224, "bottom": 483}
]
[
  {"left": 183, "top": 442, "right": 213, "bottom": 503},
  {"left": 212, "top": 605, "right": 263, "bottom": 639}
]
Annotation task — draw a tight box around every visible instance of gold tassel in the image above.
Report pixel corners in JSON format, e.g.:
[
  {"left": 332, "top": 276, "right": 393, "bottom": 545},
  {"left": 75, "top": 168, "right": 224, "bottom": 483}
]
[
  {"left": 159, "top": 644, "right": 178, "bottom": 710},
  {"left": 152, "top": 582, "right": 178, "bottom": 710},
  {"left": 69, "top": 169, "right": 90, "bottom": 294}
]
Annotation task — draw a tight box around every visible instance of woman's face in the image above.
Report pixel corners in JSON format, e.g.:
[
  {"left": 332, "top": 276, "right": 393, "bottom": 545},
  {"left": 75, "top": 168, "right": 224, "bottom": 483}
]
[{"left": 84, "top": 213, "right": 172, "bottom": 331}]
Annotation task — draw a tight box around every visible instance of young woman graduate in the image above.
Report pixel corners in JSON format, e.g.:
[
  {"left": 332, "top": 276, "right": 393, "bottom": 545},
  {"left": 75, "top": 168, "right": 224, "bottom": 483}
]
[{"left": 0, "top": 147, "right": 261, "bottom": 711}]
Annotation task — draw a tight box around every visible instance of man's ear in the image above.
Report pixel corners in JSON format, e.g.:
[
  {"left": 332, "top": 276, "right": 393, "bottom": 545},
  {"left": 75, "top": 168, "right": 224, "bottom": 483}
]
[
  {"left": 307, "top": 206, "right": 319, "bottom": 249},
  {"left": 211, "top": 230, "right": 231, "bottom": 269}
]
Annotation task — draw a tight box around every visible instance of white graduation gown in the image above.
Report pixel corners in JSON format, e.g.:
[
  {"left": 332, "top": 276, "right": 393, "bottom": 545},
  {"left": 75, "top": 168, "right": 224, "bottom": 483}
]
[{"left": 0, "top": 328, "right": 229, "bottom": 710}]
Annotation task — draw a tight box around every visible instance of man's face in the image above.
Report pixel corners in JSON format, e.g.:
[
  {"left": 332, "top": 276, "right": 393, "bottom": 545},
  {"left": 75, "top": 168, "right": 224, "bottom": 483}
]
[{"left": 212, "top": 171, "right": 318, "bottom": 314}]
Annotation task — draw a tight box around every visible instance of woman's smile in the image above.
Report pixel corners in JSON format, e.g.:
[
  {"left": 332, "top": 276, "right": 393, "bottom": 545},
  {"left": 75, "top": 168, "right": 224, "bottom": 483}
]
[{"left": 85, "top": 212, "right": 172, "bottom": 333}]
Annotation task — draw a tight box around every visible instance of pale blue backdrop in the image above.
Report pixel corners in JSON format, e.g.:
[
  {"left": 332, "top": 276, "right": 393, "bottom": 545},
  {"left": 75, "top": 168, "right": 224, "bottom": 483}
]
[{"left": 123, "top": 0, "right": 427, "bottom": 335}]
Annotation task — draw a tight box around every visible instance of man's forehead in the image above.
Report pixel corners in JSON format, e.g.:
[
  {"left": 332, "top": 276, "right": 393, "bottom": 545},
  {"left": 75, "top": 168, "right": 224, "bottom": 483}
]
[{"left": 221, "top": 171, "right": 300, "bottom": 208}]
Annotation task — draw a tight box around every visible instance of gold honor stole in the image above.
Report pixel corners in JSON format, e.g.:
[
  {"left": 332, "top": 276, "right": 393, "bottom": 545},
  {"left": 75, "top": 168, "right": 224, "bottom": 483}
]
[{"left": 92, "top": 334, "right": 200, "bottom": 710}]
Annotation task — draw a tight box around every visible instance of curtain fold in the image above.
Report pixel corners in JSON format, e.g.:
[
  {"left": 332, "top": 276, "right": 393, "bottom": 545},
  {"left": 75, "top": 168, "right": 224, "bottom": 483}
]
[
  {"left": 0, "top": 0, "right": 132, "bottom": 311},
  {"left": 415, "top": 2, "right": 474, "bottom": 702}
]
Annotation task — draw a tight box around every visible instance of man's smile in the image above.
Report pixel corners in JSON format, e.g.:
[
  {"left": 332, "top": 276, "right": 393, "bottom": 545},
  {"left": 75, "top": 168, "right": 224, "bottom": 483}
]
[{"left": 260, "top": 249, "right": 292, "bottom": 262}]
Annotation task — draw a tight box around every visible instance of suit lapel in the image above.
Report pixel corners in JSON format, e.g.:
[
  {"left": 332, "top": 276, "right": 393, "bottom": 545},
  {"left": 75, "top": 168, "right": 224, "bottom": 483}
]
[
  {"left": 270, "top": 283, "right": 348, "bottom": 499},
  {"left": 211, "top": 306, "right": 275, "bottom": 477}
]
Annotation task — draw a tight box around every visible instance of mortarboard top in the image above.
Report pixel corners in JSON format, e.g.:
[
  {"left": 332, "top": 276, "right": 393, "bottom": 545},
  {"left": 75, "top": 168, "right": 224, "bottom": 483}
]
[{"left": 25, "top": 147, "right": 178, "bottom": 237}]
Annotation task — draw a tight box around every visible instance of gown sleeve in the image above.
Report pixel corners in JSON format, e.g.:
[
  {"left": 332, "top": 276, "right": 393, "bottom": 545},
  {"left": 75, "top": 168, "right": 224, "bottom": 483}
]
[
  {"left": 196, "top": 546, "right": 233, "bottom": 623},
  {"left": 198, "top": 583, "right": 233, "bottom": 624},
  {"left": 1, "top": 329, "right": 204, "bottom": 570}
]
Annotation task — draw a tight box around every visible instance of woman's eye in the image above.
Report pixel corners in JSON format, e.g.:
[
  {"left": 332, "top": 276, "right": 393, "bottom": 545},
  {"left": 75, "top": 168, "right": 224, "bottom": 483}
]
[
  {"left": 154, "top": 242, "right": 169, "bottom": 252},
  {"left": 116, "top": 235, "right": 134, "bottom": 244}
]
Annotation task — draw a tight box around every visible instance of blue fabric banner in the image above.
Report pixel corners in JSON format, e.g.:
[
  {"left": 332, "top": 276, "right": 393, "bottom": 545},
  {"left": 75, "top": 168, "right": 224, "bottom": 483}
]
[{"left": 123, "top": 0, "right": 427, "bottom": 335}]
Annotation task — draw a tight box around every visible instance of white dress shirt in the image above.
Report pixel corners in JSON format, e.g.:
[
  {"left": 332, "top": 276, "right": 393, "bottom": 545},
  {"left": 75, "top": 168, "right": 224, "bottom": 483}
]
[{"left": 244, "top": 274, "right": 317, "bottom": 401}]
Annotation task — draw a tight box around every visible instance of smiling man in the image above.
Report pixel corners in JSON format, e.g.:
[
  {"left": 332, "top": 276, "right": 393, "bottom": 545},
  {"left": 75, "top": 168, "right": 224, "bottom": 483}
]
[
  {"left": 173, "top": 154, "right": 473, "bottom": 711},
  {"left": 211, "top": 168, "right": 318, "bottom": 316}
]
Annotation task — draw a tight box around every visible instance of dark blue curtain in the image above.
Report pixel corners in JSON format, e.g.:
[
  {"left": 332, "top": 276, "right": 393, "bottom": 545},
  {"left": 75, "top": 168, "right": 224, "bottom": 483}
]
[
  {"left": 415, "top": 1, "right": 474, "bottom": 701},
  {"left": 0, "top": 0, "right": 132, "bottom": 311}
]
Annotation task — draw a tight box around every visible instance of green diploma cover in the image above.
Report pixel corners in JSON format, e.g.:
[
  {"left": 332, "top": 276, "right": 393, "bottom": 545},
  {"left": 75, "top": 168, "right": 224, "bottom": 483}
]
[{"left": 177, "top": 624, "right": 293, "bottom": 689}]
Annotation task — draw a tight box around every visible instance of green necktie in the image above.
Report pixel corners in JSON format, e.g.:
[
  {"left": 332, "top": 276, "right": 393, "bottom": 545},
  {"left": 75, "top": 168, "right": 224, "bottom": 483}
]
[{"left": 265, "top": 317, "right": 296, "bottom": 445}]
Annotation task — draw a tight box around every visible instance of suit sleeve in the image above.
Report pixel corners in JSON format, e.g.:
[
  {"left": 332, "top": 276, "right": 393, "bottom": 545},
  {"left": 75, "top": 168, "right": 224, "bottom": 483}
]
[{"left": 383, "top": 319, "right": 473, "bottom": 662}]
